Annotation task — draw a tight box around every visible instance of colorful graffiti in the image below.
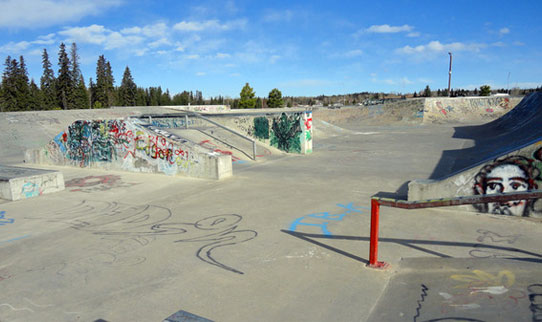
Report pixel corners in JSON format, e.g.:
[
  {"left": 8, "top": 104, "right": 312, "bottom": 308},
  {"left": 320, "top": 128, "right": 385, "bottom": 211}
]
[
  {"left": 253, "top": 117, "right": 269, "bottom": 140},
  {"left": 289, "top": 202, "right": 368, "bottom": 236},
  {"left": 473, "top": 148, "right": 542, "bottom": 217},
  {"left": 270, "top": 113, "right": 301, "bottom": 153},
  {"left": 21, "top": 182, "right": 42, "bottom": 198},
  {"left": 46, "top": 120, "right": 199, "bottom": 176}
]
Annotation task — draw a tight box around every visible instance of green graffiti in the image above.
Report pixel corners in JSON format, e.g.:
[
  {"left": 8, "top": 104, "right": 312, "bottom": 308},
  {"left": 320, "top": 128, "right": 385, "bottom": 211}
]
[
  {"left": 305, "top": 131, "right": 312, "bottom": 141},
  {"left": 253, "top": 117, "right": 269, "bottom": 140},
  {"left": 270, "top": 113, "right": 301, "bottom": 153}
]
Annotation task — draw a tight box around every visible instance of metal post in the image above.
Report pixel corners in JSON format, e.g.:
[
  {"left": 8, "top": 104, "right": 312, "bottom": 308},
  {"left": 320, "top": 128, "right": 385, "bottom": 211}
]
[
  {"left": 185, "top": 114, "right": 189, "bottom": 129},
  {"left": 367, "top": 199, "right": 389, "bottom": 269},
  {"left": 447, "top": 52, "right": 453, "bottom": 97},
  {"left": 253, "top": 142, "right": 257, "bottom": 161}
]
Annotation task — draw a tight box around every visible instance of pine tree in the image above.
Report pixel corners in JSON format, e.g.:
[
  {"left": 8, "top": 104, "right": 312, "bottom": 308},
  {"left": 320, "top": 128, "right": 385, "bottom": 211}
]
[
  {"left": 119, "top": 66, "right": 137, "bottom": 106},
  {"left": 239, "top": 82, "right": 256, "bottom": 108},
  {"left": 94, "top": 55, "right": 115, "bottom": 108},
  {"left": 70, "top": 43, "right": 88, "bottom": 109},
  {"left": 57, "top": 43, "right": 73, "bottom": 109},
  {"left": 28, "top": 79, "right": 43, "bottom": 110},
  {"left": 15, "top": 56, "right": 30, "bottom": 110},
  {"left": 267, "top": 88, "right": 284, "bottom": 108},
  {"left": 0, "top": 56, "right": 17, "bottom": 111},
  {"left": 40, "top": 49, "right": 57, "bottom": 109}
]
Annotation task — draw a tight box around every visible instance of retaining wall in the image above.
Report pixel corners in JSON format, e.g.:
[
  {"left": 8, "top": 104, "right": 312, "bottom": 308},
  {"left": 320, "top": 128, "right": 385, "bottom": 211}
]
[
  {"left": 423, "top": 96, "right": 522, "bottom": 123},
  {"left": 209, "top": 111, "right": 313, "bottom": 154},
  {"left": 25, "top": 119, "right": 232, "bottom": 180},
  {"left": 408, "top": 93, "right": 542, "bottom": 217}
]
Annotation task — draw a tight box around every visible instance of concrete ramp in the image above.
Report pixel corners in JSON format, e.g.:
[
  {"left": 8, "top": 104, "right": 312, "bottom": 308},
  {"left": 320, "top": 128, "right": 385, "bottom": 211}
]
[
  {"left": 408, "top": 93, "right": 542, "bottom": 217},
  {"left": 25, "top": 119, "right": 232, "bottom": 180},
  {"left": 368, "top": 257, "right": 542, "bottom": 322}
]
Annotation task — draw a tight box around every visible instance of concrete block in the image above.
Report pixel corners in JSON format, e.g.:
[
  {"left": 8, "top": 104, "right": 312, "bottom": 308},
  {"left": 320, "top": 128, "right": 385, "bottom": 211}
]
[{"left": 0, "top": 165, "right": 65, "bottom": 201}]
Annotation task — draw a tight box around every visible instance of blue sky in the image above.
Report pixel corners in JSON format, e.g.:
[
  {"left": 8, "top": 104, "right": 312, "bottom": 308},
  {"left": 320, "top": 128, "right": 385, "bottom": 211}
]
[{"left": 1, "top": 0, "right": 541, "bottom": 98}]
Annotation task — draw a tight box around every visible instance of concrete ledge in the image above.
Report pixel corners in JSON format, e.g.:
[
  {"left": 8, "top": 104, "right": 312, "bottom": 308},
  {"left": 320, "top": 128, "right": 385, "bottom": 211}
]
[{"left": 0, "top": 165, "right": 65, "bottom": 201}]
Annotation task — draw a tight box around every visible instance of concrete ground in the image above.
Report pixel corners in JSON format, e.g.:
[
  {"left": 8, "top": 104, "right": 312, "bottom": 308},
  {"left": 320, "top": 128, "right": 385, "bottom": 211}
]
[{"left": 1, "top": 118, "right": 542, "bottom": 322}]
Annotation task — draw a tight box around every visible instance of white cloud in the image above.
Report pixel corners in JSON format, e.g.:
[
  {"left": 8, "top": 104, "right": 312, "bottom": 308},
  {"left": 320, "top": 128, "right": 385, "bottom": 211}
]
[
  {"left": 0, "top": 41, "right": 31, "bottom": 53},
  {"left": 196, "top": 72, "right": 206, "bottom": 76},
  {"left": 33, "top": 33, "right": 57, "bottom": 45},
  {"left": 185, "top": 54, "right": 200, "bottom": 59},
  {"left": 407, "top": 32, "right": 420, "bottom": 38},
  {"left": 0, "top": 0, "right": 122, "bottom": 28},
  {"left": 499, "top": 27, "right": 510, "bottom": 36},
  {"left": 366, "top": 24, "right": 413, "bottom": 33},
  {"left": 173, "top": 19, "right": 246, "bottom": 32},
  {"left": 396, "top": 40, "right": 487, "bottom": 55}
]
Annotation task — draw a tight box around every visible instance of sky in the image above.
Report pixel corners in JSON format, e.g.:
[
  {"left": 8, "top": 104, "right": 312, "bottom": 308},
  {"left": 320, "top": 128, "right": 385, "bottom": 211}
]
[{"left": 1, "top": 0, "right": 541, "bottom": 98}]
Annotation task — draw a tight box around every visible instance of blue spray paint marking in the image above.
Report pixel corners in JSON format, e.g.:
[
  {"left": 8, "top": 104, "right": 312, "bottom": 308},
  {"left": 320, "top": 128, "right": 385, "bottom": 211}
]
[
  {"left": 53, "top": 132, "right": 67, "bottom": 153},
  {"left": 289, "top": 203, "right": 369, "bottom": 236},
  {"left": 0, "top": 235, "right": 30, "bottom": 245},
  {"left": 233, "top": 160, "right": 248, "bottom": 164},
  {"left": 0, "top": 211, "right": 14, "bottom": 226},
  {"left": 21, "top": 182, "right": 41, "bottom": 198}
]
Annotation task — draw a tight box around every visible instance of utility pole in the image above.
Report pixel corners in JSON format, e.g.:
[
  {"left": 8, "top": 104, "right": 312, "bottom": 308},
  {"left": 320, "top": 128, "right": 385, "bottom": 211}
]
[{"left": 447, "top": 52, "right": 453, "bottom": 97}]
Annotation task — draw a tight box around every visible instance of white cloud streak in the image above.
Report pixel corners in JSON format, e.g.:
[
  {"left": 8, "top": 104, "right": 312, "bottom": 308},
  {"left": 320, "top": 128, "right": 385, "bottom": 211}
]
[
  {"left": 396, "top": 40, "right": 487, "bottom": 55},
  {"left": 173, "top": 19, "right": 247, "bottom": 32},
  {"left": 366, "top": 24, "right": 413, "bottom": 33},
  {"left": 0, "top": 0, "right": 122, "bottom": 28}
]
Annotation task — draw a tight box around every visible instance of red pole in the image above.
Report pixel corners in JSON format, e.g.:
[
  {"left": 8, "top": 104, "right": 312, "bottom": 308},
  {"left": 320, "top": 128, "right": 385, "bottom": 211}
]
[{"left": 368, "top": 199, "right": 389, "bottom": 269}]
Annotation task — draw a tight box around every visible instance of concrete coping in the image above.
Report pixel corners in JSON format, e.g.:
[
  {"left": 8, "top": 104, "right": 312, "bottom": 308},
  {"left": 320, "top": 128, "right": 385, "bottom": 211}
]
[{"left": 0, "top": 164, "right": 58, "bottom": 181}]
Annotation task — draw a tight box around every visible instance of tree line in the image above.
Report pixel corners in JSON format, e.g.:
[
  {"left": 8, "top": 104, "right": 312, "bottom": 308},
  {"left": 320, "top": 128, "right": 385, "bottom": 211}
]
[{"left": 0, "top": 42, "right": 233, "bottom": 112}]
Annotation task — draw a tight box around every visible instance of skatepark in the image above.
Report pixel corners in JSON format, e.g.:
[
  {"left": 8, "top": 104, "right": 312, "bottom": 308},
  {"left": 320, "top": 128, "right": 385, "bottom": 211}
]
[{"left": 1, "top": 93, "right": 542, "bottom": 321}]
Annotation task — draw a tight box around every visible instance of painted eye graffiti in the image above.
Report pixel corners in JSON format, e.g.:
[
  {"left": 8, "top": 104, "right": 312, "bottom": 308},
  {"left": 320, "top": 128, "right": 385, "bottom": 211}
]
[
  {"left": 487, "top": 182, "right": 503, "bottom": 192},
  {"left": 510, "top": 182, "right": 526, "bottom": 190}
]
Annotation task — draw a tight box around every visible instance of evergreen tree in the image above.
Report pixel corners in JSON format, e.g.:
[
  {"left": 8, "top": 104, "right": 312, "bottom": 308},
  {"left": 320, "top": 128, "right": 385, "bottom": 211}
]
[
  {"left": 119, "top": 66, "right": 137, "bottom": 106},
  {"left": 28, "top": 79, "right": 43, "bottom": 110},
  {"left": 423, "top": 85, "right": 432, "bottom": 97},
  {"left": 239, "top": 82, "right": 256, "bottom": 108},
  {"left": 267, "top": 88, "right": 284, "bottom": 108},
  {"left": 73, "top": 75, "right": 89, "bottom": 109},
  {"left": 94, "top": 55, "right": 115, "bottom": 108},
  {"left": 40, "top": 49, "right": 57, "bottom": 109},
  {"left": 0, "top": 56, "right": 17, "bottom": 111},
  {"left": 70, "top": 43, "right": 88, "bottom": 109},
  {"left": 57, "top": 43, "right": 73, "bottom": 109},
  {"left": 479, "top": 85, "right": 491, "bottom": 96},
  {"left": 15, "top": 56, "right": 30, "bottom": 110}
]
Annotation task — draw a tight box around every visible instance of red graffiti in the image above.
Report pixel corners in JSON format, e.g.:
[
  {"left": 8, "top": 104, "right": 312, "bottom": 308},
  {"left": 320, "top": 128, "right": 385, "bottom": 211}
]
[
  {"left": 304, "top": 117, "right": 312, "bottom": 130},
  {"left": 199, "top": 140, "right": 240, "bottom": 161}
]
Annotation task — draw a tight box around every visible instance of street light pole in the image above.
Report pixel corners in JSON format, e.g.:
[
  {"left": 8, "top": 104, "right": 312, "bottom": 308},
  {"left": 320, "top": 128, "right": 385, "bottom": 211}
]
[{"left": 447, "top": 52, "right": 453, "bottom": 97}]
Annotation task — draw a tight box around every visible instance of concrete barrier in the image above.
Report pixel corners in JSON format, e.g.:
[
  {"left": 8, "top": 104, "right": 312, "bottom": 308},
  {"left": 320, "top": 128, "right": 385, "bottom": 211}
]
[
  {"left": 408, "top": 93, "right": 542, "bottom": 217},
  {"left": 204, "top": 110, "right": 313, "bottom": 154},
  {"left": 423, "top": 96, "right": 522, "bottom": 123},
  {"left": 25, "top": 119, "right": 232, "bottom": 180},
  {"left": 0, "top": 165, "right": 64, "bottom": 201}
]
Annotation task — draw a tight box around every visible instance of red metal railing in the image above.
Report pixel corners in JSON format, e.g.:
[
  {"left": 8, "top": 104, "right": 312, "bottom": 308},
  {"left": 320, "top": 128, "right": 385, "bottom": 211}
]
[{"left": 368, "top": 190, "right": 542, "bottom": 269}]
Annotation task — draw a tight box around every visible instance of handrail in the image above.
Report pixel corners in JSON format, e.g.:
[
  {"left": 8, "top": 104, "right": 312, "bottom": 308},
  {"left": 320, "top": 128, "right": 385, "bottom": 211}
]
[
  {"left": 188, "top": 112, "right": 257, "bottom": 161},
  {"left": 367, "top": 190, "right": 542, "bottom": 269}
]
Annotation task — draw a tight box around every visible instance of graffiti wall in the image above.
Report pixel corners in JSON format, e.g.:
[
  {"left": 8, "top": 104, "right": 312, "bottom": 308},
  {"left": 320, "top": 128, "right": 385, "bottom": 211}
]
[
  {"left": 231, "top": 111, "right": 313, "bottom": 154},
  {"left": 472, "top": 148, "right": 542, "bottom": 217},
  {"left": 25, "top": 119, "right": 232, "bottom": 180},
  {"left": 423, "top": 97, "right": 522, "bottom": 123},
  {"left": 409, "top": 144, "right": 542, "bottom": 218}
]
